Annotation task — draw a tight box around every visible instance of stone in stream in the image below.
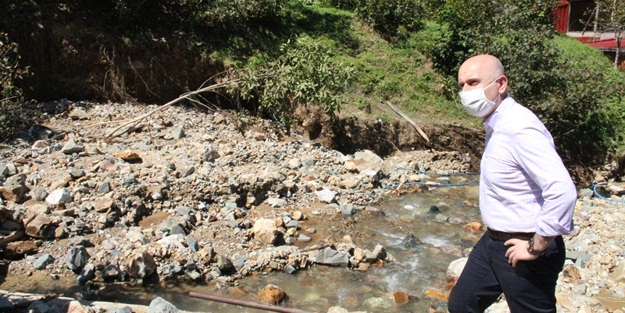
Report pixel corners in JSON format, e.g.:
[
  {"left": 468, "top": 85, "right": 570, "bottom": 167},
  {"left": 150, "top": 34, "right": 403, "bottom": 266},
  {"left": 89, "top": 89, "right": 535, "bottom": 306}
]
[
  {"left": 101, "top": 264, "right": 122, "bottom": 281},
  {"left": 314, "top": 247, "right": 349, "bottom": 267},
  {"left": 125, "top": 251, "right": 156, "bottom": 278},
  {"left": 258, "top": 284, "right": 287, "bottom": 305},
  {"left": 149, "top": 296, "right": 179, "bottom": 313}
]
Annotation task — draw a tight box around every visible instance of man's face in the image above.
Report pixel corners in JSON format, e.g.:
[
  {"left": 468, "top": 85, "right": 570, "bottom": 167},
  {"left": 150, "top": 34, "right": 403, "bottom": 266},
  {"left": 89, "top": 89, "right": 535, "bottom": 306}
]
[{"left": 458, "top": 61, "right": 500, "bottom": 102}]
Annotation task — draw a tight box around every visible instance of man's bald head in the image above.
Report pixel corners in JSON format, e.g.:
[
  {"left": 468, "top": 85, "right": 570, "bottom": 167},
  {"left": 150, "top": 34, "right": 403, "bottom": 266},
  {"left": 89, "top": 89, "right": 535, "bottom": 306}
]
[
  {"left": 457, "top": 54, "right": 509, "bottom": 119},
  {"left": 458, "top": 55, "right": 505, "bottom": 85}
]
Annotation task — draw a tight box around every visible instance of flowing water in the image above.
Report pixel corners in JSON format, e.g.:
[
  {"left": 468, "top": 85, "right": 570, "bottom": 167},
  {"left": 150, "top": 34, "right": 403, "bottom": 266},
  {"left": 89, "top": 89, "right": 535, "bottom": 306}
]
[{"left": 5, "top": 175, "right": 481, "bottom": 312}]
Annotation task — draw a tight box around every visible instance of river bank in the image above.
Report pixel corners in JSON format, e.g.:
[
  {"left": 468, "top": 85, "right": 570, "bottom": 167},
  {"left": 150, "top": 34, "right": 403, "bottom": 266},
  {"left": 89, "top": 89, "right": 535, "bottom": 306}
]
[{"left": 1, "top": 101, "right": 624, "bottom": 312}]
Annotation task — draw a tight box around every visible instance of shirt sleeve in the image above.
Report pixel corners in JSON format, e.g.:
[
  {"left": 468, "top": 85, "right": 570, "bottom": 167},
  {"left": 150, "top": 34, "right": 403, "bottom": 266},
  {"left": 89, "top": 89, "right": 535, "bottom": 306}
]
[{"left": 512, "top": 126, "right": 577, "bottom": 236}]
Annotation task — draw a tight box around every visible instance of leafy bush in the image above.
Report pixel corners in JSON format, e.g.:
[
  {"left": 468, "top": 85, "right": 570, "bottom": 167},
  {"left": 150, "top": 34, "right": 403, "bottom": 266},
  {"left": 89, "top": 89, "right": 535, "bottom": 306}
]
[
  {"left": 322, "top": 0, "right": 426, "bottom": 40},
  {"left": 421, "top": 0, "right": 560, "bottom": 105},
  {"left": 237, "top": 36, "right": 354, "bottom": 127},
  {"left": 0, "top": 33, "right": 29, "bottom": 142},
  {"left": 542, "top": 36, "right": 625, "bottom": 164}
]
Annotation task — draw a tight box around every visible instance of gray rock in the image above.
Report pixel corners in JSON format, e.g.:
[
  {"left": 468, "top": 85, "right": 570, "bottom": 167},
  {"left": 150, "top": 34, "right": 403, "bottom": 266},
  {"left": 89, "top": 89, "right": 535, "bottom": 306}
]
[
  {"left": 184, "top": 269, "right": 202, "bottom": 281},
  {"left": 69, "top": 169, "right": 86, "bottom": 179},
  {"left": 33, "top": 254, "right": 55, "bottom": 270},
  {"left": 372, "top": 244, "right": 387, "bottom": 260},
  {"left": 186, "top": 236, "right": 199, "bottom": 252},
  {"left": 301, "top": 157, "right": 315, "bottom": 167},
  {"left": 66, "top": 246, "right": 90, "bottom": 272},
  {"left": 175, "top": 206, "right": 191, "bottom": 217},
  {"left": 215, "top": 254, "right": 233, "bottom": 272},
  {"left": 27, "top": 301, "right": 51, "bottom": 313},
  {"left": 30, "top": 187, "right": 48, "bottom": 202},
  {"left": 233, "top": 257, "right": 246, "bottom": 270},
  {"left": 109, "top": 306, "right": 133, "bottom": 313},
  {"left": 170, "top": 225, "right": 186, "bottom": 236},
  {"left": 149, "top": 297, "right": 179, "bottom": 313},
  {"left": 314, "top": 247, "right": 349, "bottom": 267},
  {"left": 101, "top": 264, "right": 121, "bottom": 281},
  {"left": 315, "top": 189, "right": 337, "bottom": 204},
  {"left": 61, "top": 139, "right": 84, "bottom": 154},
  {"left": 98, "top": 178, "right": 111, "bottom": 194},
  {"left": 297, "top": 234, "right": 312, "bottom": 242},
  {"left": 77, "top": 263, "right": 95, "bottom": 285},
  {"left": 340, "top": 203, "right": 355, "bottom": 215},
  {"left": 266, "top": 197, "right": 287, "bottom": 208},
  {"left": 172, "top": 125, "right": 185, "bottom": 139}
]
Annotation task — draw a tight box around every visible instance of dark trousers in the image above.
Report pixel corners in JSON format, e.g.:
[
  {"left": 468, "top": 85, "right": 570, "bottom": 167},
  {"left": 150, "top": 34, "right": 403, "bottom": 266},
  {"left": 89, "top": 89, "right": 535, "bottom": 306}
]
[{"left": 448, "top": 232, "right": 565, "bottom": 313}]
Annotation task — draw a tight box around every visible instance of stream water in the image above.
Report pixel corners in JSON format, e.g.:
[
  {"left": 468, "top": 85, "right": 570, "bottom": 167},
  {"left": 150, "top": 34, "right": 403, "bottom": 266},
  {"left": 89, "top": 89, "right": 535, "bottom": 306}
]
[{"left": 6, "top": 175, "right": 481, "bottom": 313}]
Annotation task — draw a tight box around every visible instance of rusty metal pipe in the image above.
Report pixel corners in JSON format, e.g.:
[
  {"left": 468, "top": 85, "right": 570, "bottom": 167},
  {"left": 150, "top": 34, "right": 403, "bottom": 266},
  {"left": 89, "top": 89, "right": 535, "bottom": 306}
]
[{"left": 188, "top": 291, "right": 316, "bottom": 313}]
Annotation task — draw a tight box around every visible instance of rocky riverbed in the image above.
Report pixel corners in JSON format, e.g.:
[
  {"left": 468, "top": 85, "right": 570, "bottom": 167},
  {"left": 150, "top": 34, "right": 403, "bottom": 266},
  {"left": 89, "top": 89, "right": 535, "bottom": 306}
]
[{"left": 0, "top": 101, "right": 624, "bottom": 313}]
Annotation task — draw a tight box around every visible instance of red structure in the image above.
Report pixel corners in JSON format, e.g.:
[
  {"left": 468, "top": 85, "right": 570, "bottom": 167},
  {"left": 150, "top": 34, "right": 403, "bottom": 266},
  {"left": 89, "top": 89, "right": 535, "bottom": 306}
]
[
  {"left": 555, "top": 1, "right": 570, "bottom": 33},
  {"left": 554, "top": 0, "right": 620, "bottom": 52}
]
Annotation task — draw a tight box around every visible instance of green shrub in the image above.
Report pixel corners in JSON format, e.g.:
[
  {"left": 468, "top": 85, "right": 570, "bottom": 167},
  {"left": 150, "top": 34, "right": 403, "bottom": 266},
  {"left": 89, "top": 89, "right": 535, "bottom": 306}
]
[
  {"left": 322, "top": 0, "right": 426, "bottom": 40},
  {"left": 542, "top": 36, "right": 625, "bottom": 164},
  {"left": 0, "top": 33, "right": 29, "bottom": 142},
  {"left": 237, "top": 36, "right": 355, "bottom": 127}
]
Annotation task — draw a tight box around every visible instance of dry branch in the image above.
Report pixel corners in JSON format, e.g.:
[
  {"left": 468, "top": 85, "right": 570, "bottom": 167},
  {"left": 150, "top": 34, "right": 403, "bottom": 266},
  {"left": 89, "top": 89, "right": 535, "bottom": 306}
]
[
  {"left": 386, "top": 101, "right": 430, "bottom": 142},
  {"left": 105, "top": 80, "right": 234, "bottom": 138}
]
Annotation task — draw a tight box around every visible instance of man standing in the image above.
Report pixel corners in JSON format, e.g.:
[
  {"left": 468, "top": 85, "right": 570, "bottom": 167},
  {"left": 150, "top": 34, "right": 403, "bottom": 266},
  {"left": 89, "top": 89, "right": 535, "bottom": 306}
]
[{"left": 447, "top": 54, "right": 577, "bottom": 313}]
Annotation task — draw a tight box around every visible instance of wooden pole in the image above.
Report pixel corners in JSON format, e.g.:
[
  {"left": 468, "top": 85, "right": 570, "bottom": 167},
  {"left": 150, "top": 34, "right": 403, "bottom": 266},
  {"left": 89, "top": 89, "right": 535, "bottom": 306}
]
[
  {"left": 386, "top": 101, "right": 430, "bottom": 142},
  {"left": 188, "top": 291, "right": 316, "bottom": 313}
]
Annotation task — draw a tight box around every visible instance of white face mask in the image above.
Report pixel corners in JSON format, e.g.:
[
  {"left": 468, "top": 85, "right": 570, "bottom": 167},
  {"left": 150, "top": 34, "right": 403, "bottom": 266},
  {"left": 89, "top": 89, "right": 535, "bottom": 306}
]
[{"left": 458, "top": 78, "right": 500, "bottom": 117}]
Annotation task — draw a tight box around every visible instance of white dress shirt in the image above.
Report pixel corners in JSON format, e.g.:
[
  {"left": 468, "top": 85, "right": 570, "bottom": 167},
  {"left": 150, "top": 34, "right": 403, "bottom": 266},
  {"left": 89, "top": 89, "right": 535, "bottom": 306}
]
[{"left": 479, "top": 96, "right": 577, "bottom": 236}]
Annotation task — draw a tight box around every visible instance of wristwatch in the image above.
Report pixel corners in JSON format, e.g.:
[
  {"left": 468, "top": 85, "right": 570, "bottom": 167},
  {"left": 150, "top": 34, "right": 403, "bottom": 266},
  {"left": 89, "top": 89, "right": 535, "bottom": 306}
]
[{"left": 527, "top": 237, "right": 545, "bottom": 256}]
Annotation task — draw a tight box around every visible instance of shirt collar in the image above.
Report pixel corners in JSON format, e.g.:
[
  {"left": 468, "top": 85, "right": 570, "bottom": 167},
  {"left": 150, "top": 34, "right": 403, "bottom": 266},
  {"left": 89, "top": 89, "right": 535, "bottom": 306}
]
[{"left": 483, "top": 95, "right": 513, "bottom": 135}]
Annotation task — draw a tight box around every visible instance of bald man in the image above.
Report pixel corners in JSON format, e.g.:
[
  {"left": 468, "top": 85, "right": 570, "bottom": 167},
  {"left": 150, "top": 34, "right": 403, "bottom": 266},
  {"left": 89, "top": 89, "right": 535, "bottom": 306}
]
[{"left": 448, "top": 55, "right": 577, "bottom": 313}]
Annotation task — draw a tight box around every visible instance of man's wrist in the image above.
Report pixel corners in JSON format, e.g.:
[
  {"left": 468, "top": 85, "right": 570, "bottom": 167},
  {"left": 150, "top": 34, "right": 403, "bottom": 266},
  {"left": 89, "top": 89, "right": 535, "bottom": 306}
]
[{"left": 527, "top": 236, "right": 545, "bottom": 256}]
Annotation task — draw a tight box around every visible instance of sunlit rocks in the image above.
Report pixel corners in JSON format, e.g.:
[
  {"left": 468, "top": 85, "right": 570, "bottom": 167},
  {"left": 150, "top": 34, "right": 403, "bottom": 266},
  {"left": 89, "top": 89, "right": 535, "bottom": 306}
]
[
  {"left": 61, "top": 139, "right": 84, "bottom": 154},
  {"left": 258, "top": 284, "right": 286, "bottom": 305},
  {"left": 124, "top": 250, "right": 156, "bottom": 279},
  {"left": 113, "top": 150, "right": 141, "bottom": 162},
  {"left": 0, "top": 174, "right": 29, "bottom": 203},
  {"left": 24, "top": 215, "right": 56, "bottom": 239},
  {"left": 253, "top": 218, "right": 280, "bottom": 245},
  {"left": 45, "top": 188, "right": 72, "bottom": 205},
  {"left": 464, "top": 221, "right": 484, "bottom": 233},
  {"left": 149, "top": 297, "right": 179, "bottom": 313}
]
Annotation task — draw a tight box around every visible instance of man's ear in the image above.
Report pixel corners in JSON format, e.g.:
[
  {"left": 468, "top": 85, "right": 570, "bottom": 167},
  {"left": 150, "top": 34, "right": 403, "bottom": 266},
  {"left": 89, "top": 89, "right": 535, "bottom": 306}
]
[{"left": 498, "top": 75, "right": 509, "bottom": 93}]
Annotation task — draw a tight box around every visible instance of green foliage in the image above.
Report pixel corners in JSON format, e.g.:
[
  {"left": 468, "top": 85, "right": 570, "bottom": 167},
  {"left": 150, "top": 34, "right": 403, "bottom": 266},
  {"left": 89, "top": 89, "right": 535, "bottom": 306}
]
[
  {"left": 420, "top": 0, "right": 560, "bottom": 105},
  {"left": 543, "top": 36, "right": 625, "bottom": 163},
  {"left": 321, "top": 0, "right": 426, "bottom": 40},
  {"left": 0, "top": 33, "right": 29, "bottom": 142},
  {"left": 237, "top": 36, "right": 355, "bottom": 127}
]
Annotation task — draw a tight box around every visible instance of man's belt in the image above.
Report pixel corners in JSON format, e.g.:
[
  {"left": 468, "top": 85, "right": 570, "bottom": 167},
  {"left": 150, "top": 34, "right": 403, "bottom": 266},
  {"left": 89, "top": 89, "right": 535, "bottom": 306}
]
[{"left": 487, "top": 228, "right": 534, "bottom": 241}]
